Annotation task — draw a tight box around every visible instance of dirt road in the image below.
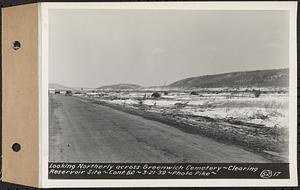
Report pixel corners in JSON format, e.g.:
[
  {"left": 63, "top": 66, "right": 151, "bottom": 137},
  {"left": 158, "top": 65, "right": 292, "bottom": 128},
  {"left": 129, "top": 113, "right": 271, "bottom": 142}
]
[{"left": 49, "top": 94, "right": 270, "bottom": 163}]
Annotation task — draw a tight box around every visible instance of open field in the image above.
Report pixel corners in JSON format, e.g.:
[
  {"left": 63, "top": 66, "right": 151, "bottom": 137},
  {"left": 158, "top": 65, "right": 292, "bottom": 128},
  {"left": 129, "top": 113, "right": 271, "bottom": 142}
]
[
  {"left": 49, "top": 94, "right": 271, "bottom": 163},
  {"left": 67, "top": 87, "right": 289, "bottom": 162}
]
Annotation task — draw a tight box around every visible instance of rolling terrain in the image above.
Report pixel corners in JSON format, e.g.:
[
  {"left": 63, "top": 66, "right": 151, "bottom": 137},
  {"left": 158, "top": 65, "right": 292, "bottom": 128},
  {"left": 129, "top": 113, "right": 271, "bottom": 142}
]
[
  {"left": 49, "top": 83, "right": 75, "bottom": 90},
  {"left": 169, "top": 68, "right": 288, "bottom": 89},
  {"left": 51, "top": 69, "right": 289, "bottom": 91},
  {"left": 97, "top": 83, "right": 141, "bottom": 90},
  {"left": 49, "top": 68, "right": 289, "bottom": 162},
  {"left": 49, "top": 94, "right": 270, "bottom": 163}
]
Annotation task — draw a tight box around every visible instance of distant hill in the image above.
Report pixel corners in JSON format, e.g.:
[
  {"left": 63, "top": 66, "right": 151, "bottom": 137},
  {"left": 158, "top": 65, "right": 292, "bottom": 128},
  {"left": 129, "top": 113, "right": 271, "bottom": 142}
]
[
  {"left": 169, "top": 68, "right": 289, "bottom": 89},
  {"left": 97, "top": 83, "right": 141, "bottom": 90},
  {"left": 49, "top": 83, "right": 74, "bottom": 90}
]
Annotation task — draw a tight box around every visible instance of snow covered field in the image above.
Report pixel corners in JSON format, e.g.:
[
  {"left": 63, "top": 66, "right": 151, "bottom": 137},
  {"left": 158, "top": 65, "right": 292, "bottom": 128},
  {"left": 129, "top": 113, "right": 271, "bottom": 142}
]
[
  {"left": 76, "top": 88, "right": 289, "bottom": 129},
  {"left": 70, "top": 88, "right": 289, "bottom": 161}
]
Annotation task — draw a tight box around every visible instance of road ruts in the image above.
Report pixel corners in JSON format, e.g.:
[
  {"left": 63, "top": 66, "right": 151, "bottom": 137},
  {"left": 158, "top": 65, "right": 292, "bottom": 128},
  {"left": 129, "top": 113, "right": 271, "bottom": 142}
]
[{"left": 49, "top": 94, "right": 270, "bottom": 163}]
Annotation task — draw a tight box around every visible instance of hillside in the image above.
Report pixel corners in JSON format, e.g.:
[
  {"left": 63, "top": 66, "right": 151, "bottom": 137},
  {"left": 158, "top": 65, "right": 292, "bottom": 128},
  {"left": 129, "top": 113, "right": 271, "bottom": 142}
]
[
  {"left": 169, "top": 68, "right": 289, "bottom": 89},
  {"left": 49, "top": 83, "right": 74, "bottom": 90},
  {"left": 97, "top": 83, "right": 141, "bottom": 90}
]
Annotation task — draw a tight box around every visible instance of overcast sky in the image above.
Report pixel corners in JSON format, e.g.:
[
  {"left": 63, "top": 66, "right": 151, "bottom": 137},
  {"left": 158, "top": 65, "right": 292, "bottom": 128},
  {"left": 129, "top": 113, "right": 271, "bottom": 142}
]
[{"left": 49, "top": 9, "right": 289, "bottom": 88}]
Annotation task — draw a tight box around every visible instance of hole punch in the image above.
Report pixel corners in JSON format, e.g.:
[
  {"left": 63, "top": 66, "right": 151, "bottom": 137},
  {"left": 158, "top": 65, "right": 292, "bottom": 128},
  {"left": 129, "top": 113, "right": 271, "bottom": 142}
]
[
  {"left": 12, "top": 143, "right": 21, "bottom": 152},
  {"left": 12, "top": 40, "right": 21, "bottom": 50}
]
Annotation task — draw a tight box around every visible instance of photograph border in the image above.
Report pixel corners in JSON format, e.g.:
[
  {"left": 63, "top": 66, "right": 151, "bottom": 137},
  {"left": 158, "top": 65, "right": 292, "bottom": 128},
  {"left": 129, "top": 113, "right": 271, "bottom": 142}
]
[
  {"left": 0, "top": 0, "right": 298, "bottom": 189},
  {"left": 38, "top": 1, "right": 298, "bottom": 188}
]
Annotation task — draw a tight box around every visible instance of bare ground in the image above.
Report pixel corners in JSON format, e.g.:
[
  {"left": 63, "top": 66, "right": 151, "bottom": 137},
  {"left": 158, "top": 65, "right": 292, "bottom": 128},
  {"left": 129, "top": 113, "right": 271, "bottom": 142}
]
[
  {"left": 84, "top": 97, "right": 288, "bottom": 162},
  {"left": 49, "top": 94, "right": 271, "bottom": 163}
]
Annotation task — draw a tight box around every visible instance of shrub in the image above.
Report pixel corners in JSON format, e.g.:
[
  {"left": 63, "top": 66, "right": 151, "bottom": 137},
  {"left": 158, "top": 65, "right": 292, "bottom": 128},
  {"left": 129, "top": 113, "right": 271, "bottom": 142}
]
[
  {"left": 143, "top": 94, "right": 147, "bottom": 100},
  {"left": 190, "top": 91, "right": 198, "bottom": 95},
  {"left": 151, "top": 92, "right": 161, "bottom": 99},
  {"left": 174, "top": 102, "right": 189, "bottom": 109},
  {"left": 253, "top": 89, "right": 261, "bottom": 98},
  {"left": 138, "top": 100, "right": 143, "bottom": 106}
]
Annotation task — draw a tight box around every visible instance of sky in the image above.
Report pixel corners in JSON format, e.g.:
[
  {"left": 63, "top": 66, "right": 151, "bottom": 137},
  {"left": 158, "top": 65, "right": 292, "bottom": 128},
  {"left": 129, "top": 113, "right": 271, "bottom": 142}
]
[{"left": 49, "top": 9, "right": 289, "bottom": 88}]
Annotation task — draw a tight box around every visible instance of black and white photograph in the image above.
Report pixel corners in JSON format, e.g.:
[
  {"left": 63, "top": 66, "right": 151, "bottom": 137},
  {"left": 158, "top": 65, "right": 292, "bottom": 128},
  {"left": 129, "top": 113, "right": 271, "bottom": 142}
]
[{"left": 43, "top": 1, "right": 297, "bottom": 187}]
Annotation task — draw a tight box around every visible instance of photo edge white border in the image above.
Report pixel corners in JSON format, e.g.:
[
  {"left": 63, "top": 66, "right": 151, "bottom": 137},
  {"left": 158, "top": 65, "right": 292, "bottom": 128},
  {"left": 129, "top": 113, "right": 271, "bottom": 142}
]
[{"left": 39, "top": 1, "right": 298, "bottom": 188}]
